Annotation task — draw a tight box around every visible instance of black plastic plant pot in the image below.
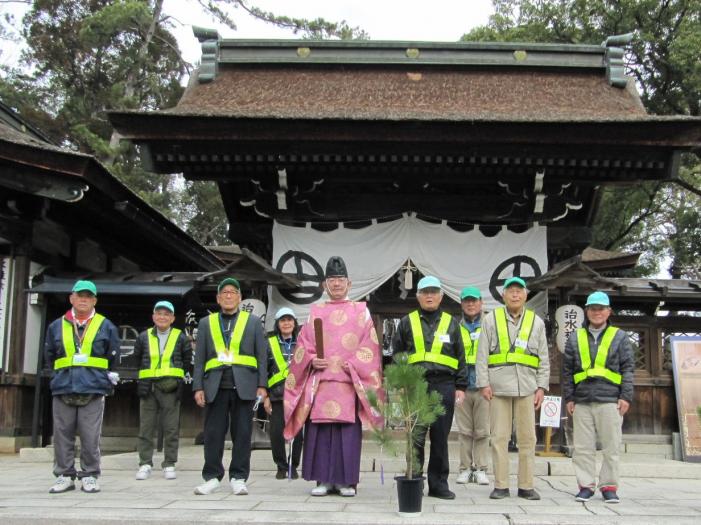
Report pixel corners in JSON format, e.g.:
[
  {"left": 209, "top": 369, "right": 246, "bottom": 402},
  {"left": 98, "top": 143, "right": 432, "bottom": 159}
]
[{"left": 395, "top": 475, "right": 425, "bottom": 517}]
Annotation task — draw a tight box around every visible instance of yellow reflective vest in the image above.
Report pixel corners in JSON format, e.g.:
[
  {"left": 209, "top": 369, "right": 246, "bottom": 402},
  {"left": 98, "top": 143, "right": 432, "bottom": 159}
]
[
  {"left": 573, "top": 327, "right": 622, "bottom": 385},
  {"left": 204, "top": 311, "right": 258, "bottom": 372},
  {"left": 267, "top": 335, "right": 290, "bottom": 388},
  {"left": 460, "top": 325, "right": 480, "bottom": 365},
  {"left": 407, "top": 310, "right": 458, "bottom": 370},
  {"left": 54, "top": 315, "right": 109, "bottom": 370},
  {"left": 138, "top": 328, "right": 185, "bottom": 379},
  {"left": 488, "top": 307, "right": 540, "bottom": 369}
]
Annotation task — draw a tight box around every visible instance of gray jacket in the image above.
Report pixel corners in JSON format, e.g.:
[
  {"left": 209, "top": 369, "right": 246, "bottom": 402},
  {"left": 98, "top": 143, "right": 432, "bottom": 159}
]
[
  {"left": 193, "top": 311, "right": 269, "bottom": 402},
  {"left": 562, "top": 323, "right": 634, "bottom": 404},
  {"left": 475, "top": 307, "right": 550, "bottom": 397}
]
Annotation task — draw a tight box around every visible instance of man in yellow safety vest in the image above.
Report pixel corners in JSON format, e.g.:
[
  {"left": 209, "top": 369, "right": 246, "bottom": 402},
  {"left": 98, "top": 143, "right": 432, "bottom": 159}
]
[
  {"left": 44, "top": 280, "right": 120, "bottom": 494},
  {"left": 476, "top": 276, "right": 549, "bottom": 500},
  {"left": 391, "top": 275, "right": 467, "bottom": 500},
  {"left": 192, "top": 277, "right": 268, "bottom": 496},
  {"left": 455, "top": 286, "right": 490, "bottom": 487},
  {"left": 563, "top": 291, "right": 634, "bottom": 504},
  {"left": 133, "top": 300, "right": 191, "bottom": 481}
]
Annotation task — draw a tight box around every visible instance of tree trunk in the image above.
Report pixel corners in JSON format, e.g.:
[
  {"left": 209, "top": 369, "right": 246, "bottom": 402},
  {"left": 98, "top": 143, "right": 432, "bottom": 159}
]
[{"left": 106, "top": 0, "right": 164, "bottom": 165}]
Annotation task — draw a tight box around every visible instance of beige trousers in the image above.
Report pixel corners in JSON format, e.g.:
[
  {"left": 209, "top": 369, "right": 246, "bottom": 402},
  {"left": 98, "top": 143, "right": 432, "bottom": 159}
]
[
  {"left": 573, "top": 402, "right": 622, "bottom": 490},
  {"left": 490, "top": 394, "right": 536, "bottom": 489},
  {"left": 455, "top": 389, "right": 490, "bottom": 471}
]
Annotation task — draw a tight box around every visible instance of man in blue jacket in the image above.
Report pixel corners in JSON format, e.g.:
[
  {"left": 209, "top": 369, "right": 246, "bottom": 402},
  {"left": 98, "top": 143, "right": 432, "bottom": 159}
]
[
  {"left": 44, "top": 280, "right": 121, "bottom": 494},
  {"left": 563, "top": 291, "right": 634, "bottom": 504}
]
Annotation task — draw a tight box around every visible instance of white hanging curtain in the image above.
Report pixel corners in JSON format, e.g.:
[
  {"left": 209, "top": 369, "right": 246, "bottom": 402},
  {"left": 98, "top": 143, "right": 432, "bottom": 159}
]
[{"left": 266, "top": 215, "right": 547, "bottom": 329}]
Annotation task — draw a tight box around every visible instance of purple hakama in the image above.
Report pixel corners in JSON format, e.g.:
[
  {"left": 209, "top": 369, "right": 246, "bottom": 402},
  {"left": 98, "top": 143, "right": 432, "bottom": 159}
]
[{"left": 302, "top": 418, "right": 362, "bottom": 486}]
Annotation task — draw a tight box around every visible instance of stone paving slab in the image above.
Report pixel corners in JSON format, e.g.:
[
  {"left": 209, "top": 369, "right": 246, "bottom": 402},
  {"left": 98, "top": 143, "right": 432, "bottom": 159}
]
[{"left": 3, "top": 453, "right": 701, "bottom": 525}]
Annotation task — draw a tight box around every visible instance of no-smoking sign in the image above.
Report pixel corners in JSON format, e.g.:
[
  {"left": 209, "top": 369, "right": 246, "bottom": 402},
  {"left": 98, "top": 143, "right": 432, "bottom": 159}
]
[{"left": 539, "top": 396, "right": 562, "bottom": 428}]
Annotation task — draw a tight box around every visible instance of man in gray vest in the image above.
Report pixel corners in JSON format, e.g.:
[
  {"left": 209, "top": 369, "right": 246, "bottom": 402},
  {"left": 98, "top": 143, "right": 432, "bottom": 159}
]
[
  {"left": 192, "top": 277, "right": 268, "bottom": 496},
  {"left": 44, "top": 280, "right": 120, "bottom": 494},
  {"left": 134, "top": 300, "right": 191, "bottom": 481},
  {"left": 563, "top": 291, "right": 634, "bottom": 504}
]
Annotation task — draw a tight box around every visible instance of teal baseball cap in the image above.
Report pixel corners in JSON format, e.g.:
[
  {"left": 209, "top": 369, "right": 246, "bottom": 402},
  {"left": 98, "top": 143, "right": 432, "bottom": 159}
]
[
  {"left": 71, "top": 280, "right": 97, "bottom": 296},
  {"left": 503, "top": 276, "right": 527, "bottom": 289},
  {"left": 417, "top": 275, "right": 442, "bottom": 290},
  {"left": 153, "top": 300, "right": 175, "bottom": 313},
  {"left": 585, "top": 291, "right": 610, "bottom": 307},
  {"left": 217, "top": 277, "right": 241, "bottom": 292},
  {"left": 460, "top": 286, "right": 481, "bottom": 300}
]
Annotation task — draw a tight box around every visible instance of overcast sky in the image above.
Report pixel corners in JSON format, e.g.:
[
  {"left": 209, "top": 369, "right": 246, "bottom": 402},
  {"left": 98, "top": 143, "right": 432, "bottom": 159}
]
[
  {"left": 0, "top": 1, "right": 494, "bottom": 67},
  {"left": 164, "top": 0, "right": 495, "bottom": 64}
]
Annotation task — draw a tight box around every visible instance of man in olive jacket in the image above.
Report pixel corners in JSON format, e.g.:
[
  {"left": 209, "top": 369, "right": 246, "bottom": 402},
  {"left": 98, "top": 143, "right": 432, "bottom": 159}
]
[
  {"left": 133, "top": 300, "right": 191, "bottom": 481},
  {"left": 563, "top": 291, "right": 634, "bottom": 504},
  {"left": 192, "top": 277, "right": 268, "bottom": 496}
]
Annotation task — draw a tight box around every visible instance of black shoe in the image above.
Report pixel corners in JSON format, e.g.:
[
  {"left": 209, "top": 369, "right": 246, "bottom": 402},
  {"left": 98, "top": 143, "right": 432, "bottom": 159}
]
[
  {"left": 575, "top": 487, "right": 594, "bottom": 502},
  {"left": 490, "top": 488, "right": 510, "bottom": 499},
  {"left": 275, "top": 469, "right": 287, "bottom": 480},
  {"left": 290, "top": 468, "right": 299, "bottom": 480},
  {"left": 517, "top": 488, "right": 540, "bottom": 500},
  {"left": 602, "top": 489, "right": 619, "bottom": 503},
  {"left": 428, "top": 489, "right": 456, "bottom": 500}
]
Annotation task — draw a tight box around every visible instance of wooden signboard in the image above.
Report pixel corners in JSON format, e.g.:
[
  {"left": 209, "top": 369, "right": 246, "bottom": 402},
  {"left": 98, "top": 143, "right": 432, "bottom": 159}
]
[{"left": 670, "top": 336, "right": 701, "bottom": 462}]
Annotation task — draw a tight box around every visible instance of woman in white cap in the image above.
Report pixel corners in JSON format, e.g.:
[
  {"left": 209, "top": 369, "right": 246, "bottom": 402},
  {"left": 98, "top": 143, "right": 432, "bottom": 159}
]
[{"left": 264, "top": 307, "right": 303, "bottom": 479}]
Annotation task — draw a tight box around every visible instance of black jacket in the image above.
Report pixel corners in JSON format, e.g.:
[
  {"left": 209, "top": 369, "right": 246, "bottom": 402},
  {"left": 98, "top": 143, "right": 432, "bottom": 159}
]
[
  {"left": 391, "top": 308, "right": 468, "bottom": 390},
  {"left": 44, "top": 313, "right": 120, "bottom": 396},
  {"left": 562, "top": 322, "right": 634, "bottom": 404},
  {"left": 132, "top": 327, "right": 192, "bottom": 398},
  {"left": 266, "top": 335, "right": 296, "bottom": 402}
]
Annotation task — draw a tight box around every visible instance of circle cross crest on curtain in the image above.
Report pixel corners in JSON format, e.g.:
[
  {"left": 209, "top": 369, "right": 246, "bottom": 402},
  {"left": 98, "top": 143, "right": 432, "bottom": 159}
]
[
  {"left": 489, "top": 255, "right": 542, "bottom": 303},
  {"left": 275, "top": 250, "right": 325, "bottom": 304}
]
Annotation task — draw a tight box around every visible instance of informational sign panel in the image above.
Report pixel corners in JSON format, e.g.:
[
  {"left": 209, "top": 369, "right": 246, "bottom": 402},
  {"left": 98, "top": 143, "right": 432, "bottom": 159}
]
[
  {"left": 670, "top": 336, "right": 701, "bottom": 462},
  {"left": 539, "top": 395, "right": 562, "bottom": 428},
  {"left": 554, "top": 305, "right": 584, "bottom": 353}
]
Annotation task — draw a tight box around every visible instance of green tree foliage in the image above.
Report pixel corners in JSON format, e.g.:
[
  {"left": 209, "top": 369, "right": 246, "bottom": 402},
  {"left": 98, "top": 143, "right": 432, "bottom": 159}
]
[
  {"left": 367, "top": 353, "right": 445, "bottom": 479},
  {"left": 195, "top": 0, "right": 369, "bottom": 39},
  {"left": 464, "top": 1, "right": 701, "bottom": 277},
  {"left": 1, "top": 1, "right": 367, "bottom": 247}
]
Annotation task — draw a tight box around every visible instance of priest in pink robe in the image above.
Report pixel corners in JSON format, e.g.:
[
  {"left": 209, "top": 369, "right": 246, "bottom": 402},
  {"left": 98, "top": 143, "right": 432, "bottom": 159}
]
[{"left": 283, "top": 256, "right": 383, "bottom": 497}]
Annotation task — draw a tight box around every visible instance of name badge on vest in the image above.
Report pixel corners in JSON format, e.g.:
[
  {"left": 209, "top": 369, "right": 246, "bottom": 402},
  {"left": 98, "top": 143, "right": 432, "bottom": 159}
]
[
  {"left": 470, "top": 332, "right": 480, "bottom": 341},
  {"left": 218, "top": 352, "right": 234, "bottom": 364},
  {"left": 514, "top": 338, "right": 528, "bottom": 350},
  {"left": 438, "top": 334, "right": 451, "bottom": 343},
  {"left": 72, "top": 353, "right": 88, "bottom": 365}
]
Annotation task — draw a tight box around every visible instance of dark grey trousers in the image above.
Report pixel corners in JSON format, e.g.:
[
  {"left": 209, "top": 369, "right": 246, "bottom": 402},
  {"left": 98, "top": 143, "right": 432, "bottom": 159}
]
[
  {"left": 137, "top": 388, "right": 181, "bottom": 468},
  {"left": 52, "top": 395, "right": 104, "bottom": 479}
]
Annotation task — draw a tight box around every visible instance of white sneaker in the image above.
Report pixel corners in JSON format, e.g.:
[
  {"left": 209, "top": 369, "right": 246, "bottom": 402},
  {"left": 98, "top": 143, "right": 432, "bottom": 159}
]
[
  {"left": 311, "top": 483, "right": 332, "bottom": 496},
  {"left": 230, "top": 478, "right": 248, "bottom": 495},
  {"left": 135, "top": 465, "right": 152, "bottom": 480},
  {"left": 194, "top": 478, "right": 220, "bottom": 495},
  {"left": 456, "top": 470, "right": 471, "bottom": 484},
  {"left": 49, "top": 475, "right": 75, "bottom": 494},
  {"left": 163, "top": 466, "right": 177, "bottom": 480},
  {"left": 473, "top": 470, "right": 489, "bottom": 485},
  {"left": 337, "top": 484, "right": 356, "bottom": 497},
  {"left": 80, "top": 476, "right": 100, "bottom": 493}
]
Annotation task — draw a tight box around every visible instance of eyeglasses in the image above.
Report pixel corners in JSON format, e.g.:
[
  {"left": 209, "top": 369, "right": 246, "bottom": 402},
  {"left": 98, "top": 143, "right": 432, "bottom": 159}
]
[{"left": 219, "top": 290, "right": 240, "bottom": 296}]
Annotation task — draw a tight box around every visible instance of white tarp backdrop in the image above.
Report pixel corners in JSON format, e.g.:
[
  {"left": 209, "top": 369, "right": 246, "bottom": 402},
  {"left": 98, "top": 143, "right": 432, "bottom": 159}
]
[{"left": 265, "top": 214, "right": 548, "bottom": 329}]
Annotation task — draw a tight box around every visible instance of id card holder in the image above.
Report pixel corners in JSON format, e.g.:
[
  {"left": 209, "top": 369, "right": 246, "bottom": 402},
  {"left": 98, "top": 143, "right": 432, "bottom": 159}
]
[
  {"left": 514, "top": 338, "right": 528, "bottom": 350},
  {"left": 218, "top": 352, "right": 233, "bottom": 364},
  {"left": 470, "top": 332, "right": 480, "bottom": 341},
  {"left": 72, "top": 353, "right": 88, "bottom": 365},
  {"left": 438, "top": 334, "right": 451, "bottom": 343}
]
